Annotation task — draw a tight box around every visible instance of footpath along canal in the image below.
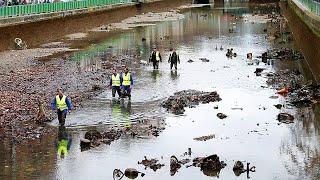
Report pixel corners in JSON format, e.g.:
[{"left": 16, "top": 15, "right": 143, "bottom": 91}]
[{"left": 1, "top": 1, "right": 320, "bottom": 180}]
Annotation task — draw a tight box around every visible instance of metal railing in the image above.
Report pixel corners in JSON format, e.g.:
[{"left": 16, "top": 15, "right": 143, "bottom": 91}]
[
  {"left": 0, "top": 0, "right": 131, "bottom": 18},
  {"left": 296, "top": 0, "right": 320, "bottom": 16}
]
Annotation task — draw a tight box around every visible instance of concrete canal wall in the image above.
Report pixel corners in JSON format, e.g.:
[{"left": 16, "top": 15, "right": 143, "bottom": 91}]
[
  {"left": 289, "top": 0, "right": 320, "bottom": 37},
  {"left": 0, "top": 0, "right": 163, "bottom": 27}
]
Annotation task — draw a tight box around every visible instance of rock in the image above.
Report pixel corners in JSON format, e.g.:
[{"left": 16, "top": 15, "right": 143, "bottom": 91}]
[
  {"left": 217, "top": 113, "right": 227, "bottom": 119},
  {"left": 193, "top": 134, "right": 215, "bottom": 141},
  {"left": 277, "top": 113, "right": 294, "bottom": 124}
]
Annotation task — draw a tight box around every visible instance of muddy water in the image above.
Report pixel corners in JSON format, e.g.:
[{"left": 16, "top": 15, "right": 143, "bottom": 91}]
[{"left": 1, "top": 2, "right": 320, "bottom": 180}]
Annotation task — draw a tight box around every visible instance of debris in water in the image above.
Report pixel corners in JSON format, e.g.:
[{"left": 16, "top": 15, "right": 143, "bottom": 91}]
[
  {"left": 161, "top": 90, "right": 221, "bottom": 115},
  {"left": 192, "top": 154, "right": 226, "bottom": 177},
  {"left": 138, "top": 156, "right": 164, "bottom": 171},
  {"left": 277, "top": 113, "right": 294, "bottom": 124},
  {"left": 233, "top": 161, "right": 245, "bottom": 176},
  {"left": 274, "top": 104, "right": 282, "bottom": 109},
  {"left": 187, "top": 59, "right": 194, "bottom": 63},
  {"left": 217, "top": 113, "right": 227, "bottom": 119},
  {"left": 199, "top": 58, "right": 210, "bottom": 62},
  {"left": 193, "top": 134, "right": 215, "bottom": 141}
]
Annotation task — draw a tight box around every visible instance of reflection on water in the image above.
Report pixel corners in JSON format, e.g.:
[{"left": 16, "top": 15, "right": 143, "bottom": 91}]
[
  {"left": 56, "top": 126, "right": 72, "bottom": 159},
  {"left": 110, "top": 100, "right": 132, "bottom": 128}
]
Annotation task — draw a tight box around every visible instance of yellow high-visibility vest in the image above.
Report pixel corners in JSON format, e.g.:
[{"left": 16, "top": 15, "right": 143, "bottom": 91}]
[
  {"left": 56, "top": 95, "right": 67, "bottom": 111},
  {"left": 123, "top": 73, "right": 131, "bottom": 86},
  {"left": 156, "top": 52, "right": 160, "bottom": 61},
  {"left": 111, "top": 74, "right": 121, "bottom": 86}
]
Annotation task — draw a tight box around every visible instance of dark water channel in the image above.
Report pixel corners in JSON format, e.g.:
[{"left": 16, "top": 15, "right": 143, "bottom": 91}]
[{"left": 1, "top": 2, "right": 320, "bottom": 180}]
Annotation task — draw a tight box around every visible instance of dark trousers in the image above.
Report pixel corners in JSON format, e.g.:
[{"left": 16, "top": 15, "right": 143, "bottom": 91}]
[
  {"left": 112, "top": 86, "right": 121, "bottom": 97},
  {"left": 170, "top": 62, "right": 177, "bottom": 70},
  {"left": 57, "top": 110, "right": 67, "bottom": 126},
  {"left": 153, "top": 61, "right": 159, "bottom": 69},
  {"left": 123, "top": 86, "right": 131, "bottom": 100}
]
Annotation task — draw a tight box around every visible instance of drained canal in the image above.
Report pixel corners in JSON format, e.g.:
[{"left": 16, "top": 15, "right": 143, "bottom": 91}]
[{"left": 1, "top": 1, "right": 320, "bottom": 180}]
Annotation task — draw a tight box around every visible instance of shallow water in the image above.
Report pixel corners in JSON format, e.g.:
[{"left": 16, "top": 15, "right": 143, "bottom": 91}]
[{"left": 1, "top": 2, "right": 320, "bottom": 180}]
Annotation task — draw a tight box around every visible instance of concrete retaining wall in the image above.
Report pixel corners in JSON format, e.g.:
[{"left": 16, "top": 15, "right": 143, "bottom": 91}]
[
  {"left": 289, "top": 0, "right": 320, "bottom": 37},
  {"left": 0, "top": 0, "right": 163, "bottom": 27}
]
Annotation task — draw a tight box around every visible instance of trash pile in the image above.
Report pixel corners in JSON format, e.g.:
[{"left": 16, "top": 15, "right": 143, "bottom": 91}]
[
  {"left": 161, "top": 90, "right": 221, "bottom": 114},
  {"left": 260, "top": 48, "right": 304, "bottom": 61},
  {"left": 138, "top": 156, "right": 165, "bottom": 171}
]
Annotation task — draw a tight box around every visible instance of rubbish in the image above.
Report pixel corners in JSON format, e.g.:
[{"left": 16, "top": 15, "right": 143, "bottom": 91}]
[
  {"left": 274, "top": 104, "right": 282, "bottom": 109},
  {"left": 92, "top": 84, "right": 102, "bottom": 91},
  {"left": 124, "top": 168, "right": 145, "bottom": 179},
  {"left": 80, "top": 138, "right": 91, "bottom": 151},
  {"left": 14, "top": 38, "right": 27, "bottom": 50},
  {"left": 277, "top": 87, "right": 289, "bottom": 94},
  {"left": 35, "top": 99, "right": 48, "bottom": 124},
  {"left": 247, "top": 53, "right": 253, "bottom": 59},
  {"left": 140, "top": 60, "right": 148, "bottom": 65},
  {"left": 161, "top": 90, "right": 221, "bottom": 115},
  {"left": 254, "top": 68, "right": 265, "bottom": 76},
  {"left": 170, "top": 155, "right": 190, "bottom": 176},
  {"left": 193, "top": 134, "right": 215, "bottom": 141},
  {"left": 233, "top": 161, "right": 245, "bottom": 176},
  {"left": 277, "top": 113, "right": 294, "bottom": 124},
  {"left": 199, "top": 58, "right": 210, "bottom": 62},
  {"left": 138, "top": 156, "right": 164, "bottom": 171},
  {"left": 214, "top": 105, "right": 218, "bottom": 109},
  {"left": 226, "top": 48, "right": 237, "bottom": 58},
  {"left": 187, "top": 59, "right": 194, "bottom": 63},
  {"left": 192, "top": 154, "right": 226, "bottom": 177},
  {"left": 217, "top": 113, "right": 227, "bottom": 119},
  {"left": 188, "top": 148, "right": 192, "bottom": 156}
]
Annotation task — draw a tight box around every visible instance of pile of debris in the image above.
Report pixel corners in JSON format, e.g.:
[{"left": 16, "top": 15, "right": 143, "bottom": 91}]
[
  {"left": 260, "top": 48, "right": 304, "bottom": 61},
  {"left": 191, "top": 154, "right": 226, "bottom": 177},
  {"left": 80, "top": 129, "right": 122, "bottom": 150},
  {"left": 138, "top": 156, "right": 165, "bottom": 171},
  {"left": 161, "top": 90, "right": 221, "bottom": 114}
]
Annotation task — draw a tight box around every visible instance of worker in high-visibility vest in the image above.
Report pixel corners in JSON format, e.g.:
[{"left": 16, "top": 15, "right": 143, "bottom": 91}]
[
  {"left": 149, "top": 48, "right": 162, "bottom": 69},
  {"left": 109, "top": 68, "right": 122, "bottom": 98},
  {"left": 120, "top": 67, "right": 134, "bottom": 100},
  {"left": 51, "top": 88, "right": 73, "bottom": 125}
]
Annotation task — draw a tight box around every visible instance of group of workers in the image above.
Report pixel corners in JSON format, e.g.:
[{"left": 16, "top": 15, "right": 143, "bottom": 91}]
[{"left": 51, "top": 48, "right": 179, "bottom": 134}]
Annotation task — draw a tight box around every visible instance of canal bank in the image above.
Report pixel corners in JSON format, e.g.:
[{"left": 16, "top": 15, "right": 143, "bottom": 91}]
[
  {"left": 0, "top": 0, "right": 191, "bottom": 51},
  {"left": 283, "top": 1, "right": 320, "bottom": 82}
]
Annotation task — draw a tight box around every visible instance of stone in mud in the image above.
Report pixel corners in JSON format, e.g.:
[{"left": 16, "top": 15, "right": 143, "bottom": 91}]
[
  {"left": 161, "top": 90, "right": 221, "bottom": 115},
  {"left": 138, "top": 156, "right": 164, "bottom": 171},
  {"left": 233, "top": 161, "right": 245, "bottom": 176},
  {"left": 193, "top": 134, "right": 215, "bottom": 141},
  {"left": 277, "top": 113, "right": 294, "bottom": 124},
  {"left": 217, "top": 113, "right": 227, "bottom": 119}
]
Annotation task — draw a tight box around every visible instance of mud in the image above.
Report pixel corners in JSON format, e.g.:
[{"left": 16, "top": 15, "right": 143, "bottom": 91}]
[
  {"left": 93, "top": 11, "right": 184, "bottom": 32},
  {"left": 161, "top": 90, "right": 221, "bottom": 114}
]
